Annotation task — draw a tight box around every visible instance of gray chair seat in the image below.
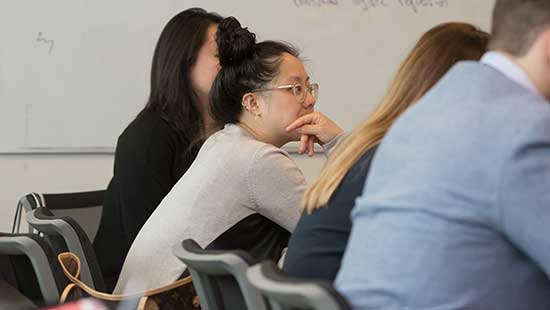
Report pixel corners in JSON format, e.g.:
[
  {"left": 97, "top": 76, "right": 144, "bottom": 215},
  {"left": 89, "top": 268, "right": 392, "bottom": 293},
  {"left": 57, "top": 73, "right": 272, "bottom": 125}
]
[{"left": 247, "top": 261, "right": 351, "bottom": 310}]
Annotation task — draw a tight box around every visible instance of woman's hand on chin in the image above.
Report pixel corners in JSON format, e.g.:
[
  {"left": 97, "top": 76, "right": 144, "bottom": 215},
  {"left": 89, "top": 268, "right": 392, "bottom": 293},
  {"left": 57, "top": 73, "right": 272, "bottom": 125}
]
[{"left": 286, "top": 112, "right": 343, "bottom": 156}]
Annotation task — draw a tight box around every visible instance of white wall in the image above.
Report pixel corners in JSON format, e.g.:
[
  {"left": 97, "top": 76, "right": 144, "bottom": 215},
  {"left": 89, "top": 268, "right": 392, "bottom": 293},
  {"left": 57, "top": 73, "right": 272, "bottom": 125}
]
[
  {"left": 1, "top": 1, "right": 494, "bottom": 152},
  {"left": 0, "top": 153, "right": 325, "bottom": 232}
]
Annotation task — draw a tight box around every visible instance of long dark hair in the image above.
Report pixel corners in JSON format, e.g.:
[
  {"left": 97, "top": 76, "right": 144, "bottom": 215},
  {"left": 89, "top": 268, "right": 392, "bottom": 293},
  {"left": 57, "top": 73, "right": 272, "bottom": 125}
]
[
  {"left": 139, "top": 8, "right": 222, "bottom": 152},
  {"left": 210, "top": 17, "right": 299, "bottom": 127}
]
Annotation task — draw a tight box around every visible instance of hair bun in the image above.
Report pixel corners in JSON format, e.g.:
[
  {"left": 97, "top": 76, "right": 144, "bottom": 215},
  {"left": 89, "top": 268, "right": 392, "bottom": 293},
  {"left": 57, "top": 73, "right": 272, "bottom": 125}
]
[{"left": 217, "top": 17, "right": 256, "bottom": 67}]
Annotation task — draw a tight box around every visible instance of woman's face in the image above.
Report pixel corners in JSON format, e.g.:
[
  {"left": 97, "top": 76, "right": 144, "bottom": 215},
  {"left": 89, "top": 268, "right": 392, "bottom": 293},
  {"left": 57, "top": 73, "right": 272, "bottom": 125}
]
[
  {"left": 190, "top": 24, "right": 220, "bottom": 101},
  {"left": 258, "top": 53, "right": 316, "bottom": 143}
]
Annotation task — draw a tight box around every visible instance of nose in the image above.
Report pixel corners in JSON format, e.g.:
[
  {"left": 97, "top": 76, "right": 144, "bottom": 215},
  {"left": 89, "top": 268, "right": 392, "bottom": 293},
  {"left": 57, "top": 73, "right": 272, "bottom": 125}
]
[{"left": 303, "top": 91, "right": 316, "bottom": 109}]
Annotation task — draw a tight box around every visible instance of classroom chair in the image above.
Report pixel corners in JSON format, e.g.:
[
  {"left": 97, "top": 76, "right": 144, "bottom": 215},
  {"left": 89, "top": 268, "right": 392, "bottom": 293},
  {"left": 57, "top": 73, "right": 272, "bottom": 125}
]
[
  {"left": 246, "top": 261, "right": 352, "bottom": 310},
  {"left": 14, "top": 190, "right": 104, "bottom": 241},
  {"left": 0, "top": 233, "right": 66, "bottom": 307},
  {"left": 26, "top": 206, "right": 106, "bottom": 292},
  {"left": 172, "top": 238, "right": 268, "bottom": 310}
]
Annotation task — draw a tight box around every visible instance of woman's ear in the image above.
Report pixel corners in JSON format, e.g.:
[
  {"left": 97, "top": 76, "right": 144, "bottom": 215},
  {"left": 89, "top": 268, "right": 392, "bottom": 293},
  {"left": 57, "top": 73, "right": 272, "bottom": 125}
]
[{"left": 241, "top": 93, "right": 262, "bottom": 117}]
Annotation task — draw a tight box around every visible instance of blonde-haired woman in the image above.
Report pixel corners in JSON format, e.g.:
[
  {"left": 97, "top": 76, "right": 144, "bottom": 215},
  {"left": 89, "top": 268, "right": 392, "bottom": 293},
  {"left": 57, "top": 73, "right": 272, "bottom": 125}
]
[{"left": 283, "top": 22, "right": 489, "bottom": 281}]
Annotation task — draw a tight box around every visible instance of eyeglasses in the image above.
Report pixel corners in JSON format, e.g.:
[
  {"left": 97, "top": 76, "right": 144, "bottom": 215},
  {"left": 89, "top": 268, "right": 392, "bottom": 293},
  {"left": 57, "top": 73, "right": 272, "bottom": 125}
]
[{"left": 252, "top": 83, "right": 319, "bottom": 103}]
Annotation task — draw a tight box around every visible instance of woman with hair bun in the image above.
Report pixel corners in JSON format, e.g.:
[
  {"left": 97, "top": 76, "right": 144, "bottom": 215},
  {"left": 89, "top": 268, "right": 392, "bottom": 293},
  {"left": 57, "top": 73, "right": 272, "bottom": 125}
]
[{"left": 114, "top": 16, "right": 342, "bottom": 293}]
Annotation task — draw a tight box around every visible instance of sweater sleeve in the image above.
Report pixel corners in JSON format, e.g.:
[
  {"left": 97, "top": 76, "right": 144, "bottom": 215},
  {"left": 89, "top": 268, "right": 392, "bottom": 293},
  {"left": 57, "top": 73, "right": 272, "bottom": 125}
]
[
  {"left": 321, "top": 132, "right": 346, "bottom": 157},
  {"left": 248, "top": 145, "right": 305, "bottom": 232}
]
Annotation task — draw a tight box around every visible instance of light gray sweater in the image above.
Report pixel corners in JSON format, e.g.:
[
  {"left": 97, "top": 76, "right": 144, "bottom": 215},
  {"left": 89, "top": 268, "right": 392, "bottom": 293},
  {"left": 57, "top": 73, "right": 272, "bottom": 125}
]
[{"left": 114, "top": 124, "right": 336, "bottom": 293}]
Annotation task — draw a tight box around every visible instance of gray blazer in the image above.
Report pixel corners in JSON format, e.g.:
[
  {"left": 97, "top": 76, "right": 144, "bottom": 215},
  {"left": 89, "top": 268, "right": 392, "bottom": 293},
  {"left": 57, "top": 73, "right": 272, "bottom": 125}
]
[{"left": 336, "top": 61, "right": 550, "bottom": 310}]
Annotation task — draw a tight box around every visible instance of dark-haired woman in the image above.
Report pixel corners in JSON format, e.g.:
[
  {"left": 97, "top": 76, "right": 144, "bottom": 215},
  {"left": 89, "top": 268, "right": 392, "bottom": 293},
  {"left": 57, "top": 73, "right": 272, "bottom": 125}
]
[
  {"left": 93, "top": 8, "right": 223, "bottom": 292},
  {"left": 114, "top": 16, "right": 342, "bottom": 293}
]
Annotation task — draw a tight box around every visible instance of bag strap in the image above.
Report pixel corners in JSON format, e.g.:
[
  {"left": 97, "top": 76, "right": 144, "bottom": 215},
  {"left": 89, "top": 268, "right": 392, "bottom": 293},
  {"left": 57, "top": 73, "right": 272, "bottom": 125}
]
[
  {"left": 58, "top": 252, "right": 193, "bottom": 301},
  {"left": 137, "top": 296, "right": 154, "bottom": 310},
  {"left": 60, "top": 283, "right": 78, "bottom": 303},
  {"left": 141, "top": 276, "right": 193, "bottom": 296}
]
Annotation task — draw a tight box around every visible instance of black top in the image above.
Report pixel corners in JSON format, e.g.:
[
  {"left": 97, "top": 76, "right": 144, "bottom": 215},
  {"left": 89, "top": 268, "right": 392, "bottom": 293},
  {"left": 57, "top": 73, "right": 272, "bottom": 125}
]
[
  {"left": 282, "top": 146, "right": 378, "bottom": 282},
  {"left": 93, "top": 109, "right": 197, "bottom": 291},
  {"left": 206, "top": 213, "right": 290, "bottom": 262}
]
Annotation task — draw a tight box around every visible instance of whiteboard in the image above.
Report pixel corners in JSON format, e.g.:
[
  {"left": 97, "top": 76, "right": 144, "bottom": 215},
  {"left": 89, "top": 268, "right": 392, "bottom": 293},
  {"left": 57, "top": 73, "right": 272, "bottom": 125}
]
[{"left": 0, "top": 0, "right": 495, "bottom": 153}]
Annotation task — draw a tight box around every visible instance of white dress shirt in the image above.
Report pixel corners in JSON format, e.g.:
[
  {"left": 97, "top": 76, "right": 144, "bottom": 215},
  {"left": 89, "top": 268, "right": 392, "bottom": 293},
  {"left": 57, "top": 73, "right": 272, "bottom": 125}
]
[{"left": 481, "top": 51, "right": 540, "bottom": 96}]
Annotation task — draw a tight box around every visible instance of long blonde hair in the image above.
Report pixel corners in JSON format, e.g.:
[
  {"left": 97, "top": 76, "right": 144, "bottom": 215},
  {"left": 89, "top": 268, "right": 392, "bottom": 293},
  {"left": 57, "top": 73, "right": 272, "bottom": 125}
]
[{"left": 302, "top": 22, "right": 489, "bottom": 214}]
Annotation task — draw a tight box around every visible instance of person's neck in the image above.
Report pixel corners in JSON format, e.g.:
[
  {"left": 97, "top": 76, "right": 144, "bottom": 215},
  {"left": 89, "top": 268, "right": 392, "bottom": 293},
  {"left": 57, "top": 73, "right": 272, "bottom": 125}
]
[
  {"left": 238, "top": 117, "right": 286, "bottom": 148},
  {"left": 499, "top": 48, "right": 550, "bottom": 99},
  {"left": 202, "top": 113, "right": 216, "bottom": 136},
  {"left": 197, "top": 96, "right": 217, "bottom": 136}
]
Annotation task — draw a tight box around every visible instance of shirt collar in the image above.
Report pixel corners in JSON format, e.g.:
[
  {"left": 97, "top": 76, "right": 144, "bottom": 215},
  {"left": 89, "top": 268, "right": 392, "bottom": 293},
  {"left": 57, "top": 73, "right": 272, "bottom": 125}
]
[{"left": 480, "top": 51, "right": 540, "bottom": 96}]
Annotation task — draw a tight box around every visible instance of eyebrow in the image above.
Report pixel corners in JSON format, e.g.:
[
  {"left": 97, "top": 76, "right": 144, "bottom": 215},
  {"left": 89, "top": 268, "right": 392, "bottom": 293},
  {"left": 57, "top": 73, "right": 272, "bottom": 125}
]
[{"left": 284, "top": 76, "right": 310, "bottom": 84}]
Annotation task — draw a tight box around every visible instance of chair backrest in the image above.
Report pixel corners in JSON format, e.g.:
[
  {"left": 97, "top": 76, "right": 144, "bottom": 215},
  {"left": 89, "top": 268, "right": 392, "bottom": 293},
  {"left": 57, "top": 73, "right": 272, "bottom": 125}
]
[
  {"left": 0, "top": 233, "right": 66, "bottom": 306},
  {"left": 246, "top": 261, "right": 351, "bottom": 310},
  {"left": 17, "top": 190, "right": 104, "bottom": 241},
  {"left": 172, "top": 239, "right": 268, "bottom": 310},
  {"left": 13, "top": 192, "right": 42, "bottom": 234},
  {"left": 26, "top": 207, "right": 106, "bottom": 292}
]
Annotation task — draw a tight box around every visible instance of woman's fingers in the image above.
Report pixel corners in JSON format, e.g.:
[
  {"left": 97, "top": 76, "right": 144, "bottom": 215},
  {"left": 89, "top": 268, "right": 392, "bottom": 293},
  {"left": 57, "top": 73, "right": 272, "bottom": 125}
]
[
  {"left": 288, "top": 111, "right": 343, "bottom": 150},
  {"left": 294, "top": 124, "right": 322, "bottom": 136},
  {"left": 308, "top": 137, "right": 315, "bottom": 156},
  {"left": 296, "top": 134, "right": 316, "bottom": 156},
  {"left": 286, "top": 113, "right": 317, "bottom": 132},
  {"left": 299, "top": 134, "right": 309, "bottom": 154}
]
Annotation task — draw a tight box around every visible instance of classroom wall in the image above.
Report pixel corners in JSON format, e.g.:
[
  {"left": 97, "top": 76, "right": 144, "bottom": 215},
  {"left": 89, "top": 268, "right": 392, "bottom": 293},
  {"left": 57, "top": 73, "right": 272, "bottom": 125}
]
[
  {"left": 1, "top": 1, "right": 494, "bottom": 152},
  {"left": 0, "top": 153, "right": 326, "bottom": 233}
]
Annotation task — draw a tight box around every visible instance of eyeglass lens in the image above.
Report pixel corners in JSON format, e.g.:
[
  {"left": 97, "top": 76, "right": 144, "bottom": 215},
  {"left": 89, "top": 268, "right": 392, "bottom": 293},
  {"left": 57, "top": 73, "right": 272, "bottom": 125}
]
[{"left": 294, "top": 83, "right": 319, "bottom": 102}]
